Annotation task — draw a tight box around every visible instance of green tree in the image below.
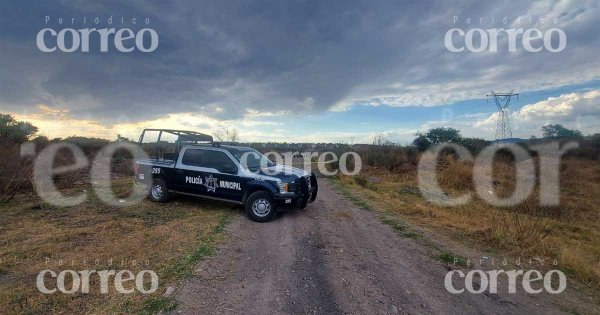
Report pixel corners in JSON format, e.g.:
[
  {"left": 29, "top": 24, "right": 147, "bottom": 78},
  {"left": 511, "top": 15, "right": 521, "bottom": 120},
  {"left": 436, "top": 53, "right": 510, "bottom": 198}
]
[
  {"left": 456, "top": 137, "right": 490, "bottom": 153},
  {"left": 425, "top": 127, "right": 462, "bottom": 144},
  {"left": 0, "top": 114, "right": 38, "bottom": 142},
  {"left": 541, "top": 124, "right": 582, "bottom": 138},
  {"left": 412, "top": 133, "right": 431, "bottom": 151}
]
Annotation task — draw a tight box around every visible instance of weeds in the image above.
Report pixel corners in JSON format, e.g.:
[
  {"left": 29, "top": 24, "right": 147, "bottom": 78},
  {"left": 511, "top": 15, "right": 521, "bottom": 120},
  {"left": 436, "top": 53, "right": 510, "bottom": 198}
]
[
  {"left": 437, "top": 252, "right": 468, "bottom": 267},
  {"left": 163, "top": 242, "right": 214, "bottom": 280},
  {"left": 338, "top": 156, "right": 600, "bottom": 288},
  {"left": 493, "top": 208, "right": 553, "bottom": 248},
  {"left": 353, "top": 175, "right": 368, "bottom": 187},
  {"left": 0, "top": 179, "right": 235, "bottom": 314},
  {"left": 140, "top": 297, "right": 177, "bottom": 314},
  {"left": 330, "top": 178, "right": 373, "bottom": 211},
  {"left": 380, "top": 215, "right": 420, "bottom": 238}
]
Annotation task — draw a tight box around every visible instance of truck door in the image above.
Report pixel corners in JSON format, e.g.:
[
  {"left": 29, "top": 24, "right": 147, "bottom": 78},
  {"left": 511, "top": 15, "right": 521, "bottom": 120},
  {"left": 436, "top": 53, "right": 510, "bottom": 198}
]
[
  {"left": 175, "top": 148, "right": 244, "bottom": 202},
  {"left": 174, "top": 148, "right": 207, "bottom": 195},
  {"left": 201, "top": 150, "right": 244, "bottom": 202}
]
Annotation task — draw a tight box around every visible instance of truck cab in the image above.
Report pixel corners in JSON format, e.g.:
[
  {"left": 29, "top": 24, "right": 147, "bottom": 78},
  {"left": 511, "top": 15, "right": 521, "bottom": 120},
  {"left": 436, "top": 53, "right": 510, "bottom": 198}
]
[{"left": 134, "top": 129, "right": 318, "bottom": 222}]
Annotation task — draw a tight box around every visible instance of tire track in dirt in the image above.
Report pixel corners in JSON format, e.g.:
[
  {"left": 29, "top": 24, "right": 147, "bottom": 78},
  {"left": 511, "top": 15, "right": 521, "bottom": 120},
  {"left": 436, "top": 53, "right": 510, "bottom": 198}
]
[{"left": 175, "top": 179, "right": 570, "bottom": 314}]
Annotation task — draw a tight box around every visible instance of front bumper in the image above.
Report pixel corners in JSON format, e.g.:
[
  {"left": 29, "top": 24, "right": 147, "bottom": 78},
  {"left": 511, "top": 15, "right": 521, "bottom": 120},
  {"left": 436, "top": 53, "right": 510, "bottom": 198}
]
[{"left": 273, "top": 174, "right": 318, "bottom": 209}]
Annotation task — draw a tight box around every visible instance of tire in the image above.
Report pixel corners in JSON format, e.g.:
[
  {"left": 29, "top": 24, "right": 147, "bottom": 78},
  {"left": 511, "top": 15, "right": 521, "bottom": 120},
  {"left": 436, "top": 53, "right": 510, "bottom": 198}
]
[
  {"left": 245, "top": 191, "right": 276, "bottom": 222},
  {"left": 149, "top": 178, "right": 170, "bottom": 203}
]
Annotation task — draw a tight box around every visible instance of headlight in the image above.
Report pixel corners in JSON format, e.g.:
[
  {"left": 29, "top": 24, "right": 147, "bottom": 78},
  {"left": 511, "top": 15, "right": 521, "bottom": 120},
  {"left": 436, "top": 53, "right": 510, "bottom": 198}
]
[{"left": 278, "top": 182, "right": 290, "bottom": 194}]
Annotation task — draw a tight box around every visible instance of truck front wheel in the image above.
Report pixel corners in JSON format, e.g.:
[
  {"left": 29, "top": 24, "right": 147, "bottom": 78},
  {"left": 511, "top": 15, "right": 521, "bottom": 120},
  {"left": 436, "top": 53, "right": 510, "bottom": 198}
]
[
  {"left": 149, "top": 178, "right": 170, "bottom": 203},
  {"left": 246, "top": 191, "right": 276, "bottom": 222}
]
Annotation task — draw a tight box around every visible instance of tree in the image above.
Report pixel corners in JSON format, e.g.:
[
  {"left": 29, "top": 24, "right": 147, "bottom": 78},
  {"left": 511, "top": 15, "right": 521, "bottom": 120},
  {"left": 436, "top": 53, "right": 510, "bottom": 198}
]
[
  {"left": 116, "top": 134, "right": 133, "bottom": 142},
  {"left": 541, "top": 124, "right": 582, "bottom": 139},
  {"left": 213, "top": 127, "right": 239, "bottom": 142},
  {"left": 0, "top": 114, "right": 38, "bottom": 142},
  {"left": 412, "top": 133, "right": 431, "bottom": 151},
  {"left": 372, "top": 132, "right": 394, "bottom": 146},
  {"left": 423, "top": 127, "right": 461, "bottom": 144}
]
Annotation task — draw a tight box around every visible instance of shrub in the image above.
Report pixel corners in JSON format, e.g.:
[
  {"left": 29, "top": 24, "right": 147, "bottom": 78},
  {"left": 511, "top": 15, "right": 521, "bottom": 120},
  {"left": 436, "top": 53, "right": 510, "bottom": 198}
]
[
  {"left": 456, "top": 137, "right": 490, "bottom": 154},
  {"left": 356, "top": 145, "right": 417, "bottom": 173},
  {"left": 0, "top": 139, "right": 32, "bottom": 204},
  {"left": 63, "top": 136, "right": 110, "bottom": 156}
]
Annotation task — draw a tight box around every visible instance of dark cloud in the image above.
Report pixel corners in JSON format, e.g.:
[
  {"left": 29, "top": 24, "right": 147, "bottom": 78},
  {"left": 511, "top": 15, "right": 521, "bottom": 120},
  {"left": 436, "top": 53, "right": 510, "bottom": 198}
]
[{"left": 0, "top": 0, "right": 598, "bottom": 124}]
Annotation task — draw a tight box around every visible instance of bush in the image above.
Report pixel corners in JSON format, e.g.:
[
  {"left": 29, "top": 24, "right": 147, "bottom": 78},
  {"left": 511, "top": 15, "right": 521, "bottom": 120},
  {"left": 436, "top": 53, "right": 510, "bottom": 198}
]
[
  {"left": 352, "top": 145, "right": 419, "bottom": 173},
  {"left": 456, "top": 137, "right": 490, "bottom": 154},
  {"left": 63, "top": 136, "right": 110, "bottom": 156},
  {"left": 565, "top": 134, "right": 600, "bottom": 160},
  {"left": 0, "top": 139, "right": 32, "bottom": 204}
]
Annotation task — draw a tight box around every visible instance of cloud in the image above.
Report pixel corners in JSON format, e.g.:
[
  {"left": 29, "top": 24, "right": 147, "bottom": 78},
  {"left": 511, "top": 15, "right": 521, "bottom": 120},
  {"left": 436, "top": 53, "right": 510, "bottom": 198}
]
[
  {"left": 0, "top": 0, "right": 599, "bottom": 126},
  {"left": 514, "top": 90, "right": 600, "bottom": 121},
  {"left": 15, "top": 103, "right": 421, "bottom": 144},
  {"left": 13, "top": 105, "right": 284, "bottom": 141},
  {"left": 474, "top": 89, "right": 600, "bottom": 137}
]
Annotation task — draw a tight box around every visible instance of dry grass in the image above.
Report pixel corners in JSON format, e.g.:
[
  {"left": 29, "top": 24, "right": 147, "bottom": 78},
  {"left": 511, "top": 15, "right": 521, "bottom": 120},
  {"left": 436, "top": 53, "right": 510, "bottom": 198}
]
[
  {"left": 337, "top": 157, "right": 600, "bottom": 288},
  {"left": 0, "top": 177, "right": 236, "bottom": 314}
]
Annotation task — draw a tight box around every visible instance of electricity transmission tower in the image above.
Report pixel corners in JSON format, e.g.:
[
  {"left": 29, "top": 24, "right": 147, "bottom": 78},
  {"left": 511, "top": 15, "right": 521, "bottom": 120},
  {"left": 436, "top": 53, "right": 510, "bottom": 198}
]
[{"left": 487, "top": 90, "right": 518, "bottom": 140}]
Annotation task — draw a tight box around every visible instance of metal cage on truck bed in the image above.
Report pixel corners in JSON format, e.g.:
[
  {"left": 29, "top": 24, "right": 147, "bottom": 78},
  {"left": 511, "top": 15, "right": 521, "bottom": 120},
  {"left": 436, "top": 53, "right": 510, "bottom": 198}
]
[{"left": 138, "top": 129, "right": 213, "bottom": 162}]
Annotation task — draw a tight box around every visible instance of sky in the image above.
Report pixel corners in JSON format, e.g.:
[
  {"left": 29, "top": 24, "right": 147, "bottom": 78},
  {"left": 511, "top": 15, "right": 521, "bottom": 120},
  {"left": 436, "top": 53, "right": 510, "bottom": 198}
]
[{"left": 0, "top": 0, "right": 598, "bottom": 144}]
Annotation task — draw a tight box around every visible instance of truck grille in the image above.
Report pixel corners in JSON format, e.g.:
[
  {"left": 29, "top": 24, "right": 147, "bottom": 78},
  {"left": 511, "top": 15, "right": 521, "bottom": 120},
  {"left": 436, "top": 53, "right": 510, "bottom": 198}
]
[{"left": 289, "top": 175, "right": 314, "bottom": 194}]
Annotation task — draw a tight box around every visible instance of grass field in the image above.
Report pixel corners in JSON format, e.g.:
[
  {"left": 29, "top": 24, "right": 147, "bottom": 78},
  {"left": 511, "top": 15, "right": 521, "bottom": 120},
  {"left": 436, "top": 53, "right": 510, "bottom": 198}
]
[
  {"left": 0, "top": 177, "right": 236, "bottom": 314},
  {"left": 336, "top": 157, "right": 600, "bottom": 290}
]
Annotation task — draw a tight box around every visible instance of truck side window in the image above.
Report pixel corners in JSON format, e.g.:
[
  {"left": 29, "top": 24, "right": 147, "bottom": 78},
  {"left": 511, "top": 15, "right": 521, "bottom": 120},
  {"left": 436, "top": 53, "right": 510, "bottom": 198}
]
[
  {"left": 204, "top": 150, "right": 238, "bottom": 174},
  {"left": 181, "top": 149, "right": 237, "bottom": 174},
  {"left": 181, "top": 149, "right": 204, "bottom": 167}
]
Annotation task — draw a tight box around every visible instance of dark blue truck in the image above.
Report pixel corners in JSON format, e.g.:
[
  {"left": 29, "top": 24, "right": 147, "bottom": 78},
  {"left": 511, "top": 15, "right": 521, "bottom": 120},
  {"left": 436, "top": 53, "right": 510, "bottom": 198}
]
[{"left": 134, "top": 129, "right": 318, "bottom": 222}]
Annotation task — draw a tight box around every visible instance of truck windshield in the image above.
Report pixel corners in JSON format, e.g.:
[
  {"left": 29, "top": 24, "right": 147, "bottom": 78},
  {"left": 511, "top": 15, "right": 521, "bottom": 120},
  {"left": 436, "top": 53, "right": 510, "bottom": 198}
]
[{"left": 227, "top": 148, "right": 275, "bottom": 170}]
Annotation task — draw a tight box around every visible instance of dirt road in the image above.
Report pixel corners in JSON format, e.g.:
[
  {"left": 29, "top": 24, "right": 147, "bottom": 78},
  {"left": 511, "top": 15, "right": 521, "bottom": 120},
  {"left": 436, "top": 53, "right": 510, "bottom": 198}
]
[{"left": 174, "top": 179, "right": 578, "bottom": 314}]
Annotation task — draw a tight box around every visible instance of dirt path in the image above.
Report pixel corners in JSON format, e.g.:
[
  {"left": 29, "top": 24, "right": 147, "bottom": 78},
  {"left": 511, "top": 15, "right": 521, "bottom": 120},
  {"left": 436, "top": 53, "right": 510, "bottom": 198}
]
[{"left": 174, "top": 179, "right": 576, "bottom": 314}]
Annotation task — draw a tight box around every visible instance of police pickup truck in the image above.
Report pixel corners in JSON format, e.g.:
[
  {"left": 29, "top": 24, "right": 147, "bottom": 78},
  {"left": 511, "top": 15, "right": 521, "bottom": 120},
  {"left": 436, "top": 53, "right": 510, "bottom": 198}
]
[{"left": 134, "top": 129, "right": 318, "bottom": 222}]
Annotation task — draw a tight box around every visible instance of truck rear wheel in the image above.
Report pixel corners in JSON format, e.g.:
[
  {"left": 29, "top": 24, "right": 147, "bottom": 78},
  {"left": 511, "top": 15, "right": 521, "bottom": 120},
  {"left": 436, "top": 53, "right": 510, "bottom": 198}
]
[
  {"left": 246, "top": 191, "right": 276, "bottom": 222},
  {"left": 149, "top": 178, "right": 170, "bottom": 203}
]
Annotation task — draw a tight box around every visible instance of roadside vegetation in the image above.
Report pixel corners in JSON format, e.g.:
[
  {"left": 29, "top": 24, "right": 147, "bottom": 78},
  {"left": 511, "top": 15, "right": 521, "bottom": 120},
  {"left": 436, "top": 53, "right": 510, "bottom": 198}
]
[
  {"left": 0, "top": 114, "right": 236, "bottom": 313},
  {"left": 1, "top": 112, "right": 599, "bottom": 312},
  {"left": 0, "top": 175, "right": 235, "bottom": 314},
  {"left": 335, "top": 127, "right": 600, "bottom": 290}
]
